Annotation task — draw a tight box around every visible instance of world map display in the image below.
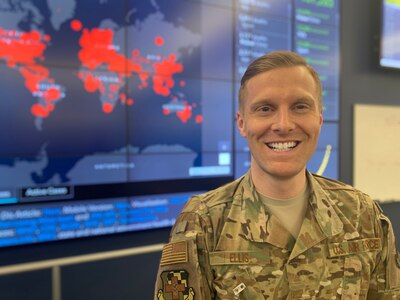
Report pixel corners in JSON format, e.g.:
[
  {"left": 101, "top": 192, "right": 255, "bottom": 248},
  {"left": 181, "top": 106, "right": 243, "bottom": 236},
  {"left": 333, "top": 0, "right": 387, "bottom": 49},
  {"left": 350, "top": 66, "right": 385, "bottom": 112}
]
[{"left": 0, "top": 0, "right": 224, "bottom": 189}]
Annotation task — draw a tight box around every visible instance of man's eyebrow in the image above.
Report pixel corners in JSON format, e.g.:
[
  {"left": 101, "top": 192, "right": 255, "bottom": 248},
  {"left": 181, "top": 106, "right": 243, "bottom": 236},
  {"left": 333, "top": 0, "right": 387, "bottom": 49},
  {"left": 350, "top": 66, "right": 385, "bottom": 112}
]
[
  {"left": 294, "top": 96, "right": 317, "bottom": 104},
  {"left": 249, "top": 98, "right": 274, "bottom": 109}
]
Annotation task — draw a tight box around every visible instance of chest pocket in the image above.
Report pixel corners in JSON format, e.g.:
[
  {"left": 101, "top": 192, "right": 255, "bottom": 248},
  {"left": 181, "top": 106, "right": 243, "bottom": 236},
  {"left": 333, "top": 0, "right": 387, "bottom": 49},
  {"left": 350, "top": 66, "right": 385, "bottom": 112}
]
[
  {"left": 328, "top": 238, "right": 381, "bottom": 299},
  {"left": 209, "top": 251, "right": 277, "bottom": 300}
]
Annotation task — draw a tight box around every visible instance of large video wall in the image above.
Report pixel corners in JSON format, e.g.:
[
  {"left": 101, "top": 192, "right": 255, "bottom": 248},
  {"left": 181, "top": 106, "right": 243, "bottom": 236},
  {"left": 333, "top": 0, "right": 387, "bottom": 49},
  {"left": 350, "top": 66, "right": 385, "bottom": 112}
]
[{"left": 0, "top": 0, "right": 340, "bottom": 247}]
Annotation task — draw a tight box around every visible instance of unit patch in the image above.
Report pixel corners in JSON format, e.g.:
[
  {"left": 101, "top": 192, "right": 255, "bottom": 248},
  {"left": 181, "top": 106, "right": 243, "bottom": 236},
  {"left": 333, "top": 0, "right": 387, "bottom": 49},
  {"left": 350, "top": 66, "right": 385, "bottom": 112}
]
[{"left": 157, "top": 270, "right": 195, "bottom": 300}]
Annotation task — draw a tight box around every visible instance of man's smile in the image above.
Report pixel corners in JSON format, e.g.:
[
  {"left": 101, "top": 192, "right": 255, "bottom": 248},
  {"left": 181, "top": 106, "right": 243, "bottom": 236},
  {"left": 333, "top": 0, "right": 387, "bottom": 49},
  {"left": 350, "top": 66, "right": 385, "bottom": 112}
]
[{"left": 266, "top": 141, "right": 300, "bottom": 152}]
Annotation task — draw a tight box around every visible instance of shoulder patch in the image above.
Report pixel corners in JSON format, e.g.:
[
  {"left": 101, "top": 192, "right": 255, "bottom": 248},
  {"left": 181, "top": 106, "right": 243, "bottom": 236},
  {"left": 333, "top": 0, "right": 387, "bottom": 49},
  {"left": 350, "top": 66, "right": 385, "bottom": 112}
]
[
  {"left": 157, "top": 270, "right": 195, "bottom": 300},
  {"left": 160, "top": 241, "right": 188, "bottom": 266}
]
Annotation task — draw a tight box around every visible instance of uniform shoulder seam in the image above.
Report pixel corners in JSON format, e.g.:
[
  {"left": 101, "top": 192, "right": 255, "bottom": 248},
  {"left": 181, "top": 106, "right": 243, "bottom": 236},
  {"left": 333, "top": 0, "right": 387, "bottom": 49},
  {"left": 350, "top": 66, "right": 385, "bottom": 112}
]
[{"left": 312, "top": 173, "right": 354, "bottom": 191}]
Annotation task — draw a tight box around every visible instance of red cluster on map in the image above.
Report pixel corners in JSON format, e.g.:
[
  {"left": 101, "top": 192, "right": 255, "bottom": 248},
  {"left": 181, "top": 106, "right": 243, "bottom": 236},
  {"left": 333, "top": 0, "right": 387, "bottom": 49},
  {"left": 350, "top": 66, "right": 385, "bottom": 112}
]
[
  {"left": 0, "top": 27, "right": 63, "bottom": 119},
  {"left": 71, "top": 19, "right": 201, "bottom": 123},
  {"left": 0, "top": 21, "right": 202, "bottom": 124}
]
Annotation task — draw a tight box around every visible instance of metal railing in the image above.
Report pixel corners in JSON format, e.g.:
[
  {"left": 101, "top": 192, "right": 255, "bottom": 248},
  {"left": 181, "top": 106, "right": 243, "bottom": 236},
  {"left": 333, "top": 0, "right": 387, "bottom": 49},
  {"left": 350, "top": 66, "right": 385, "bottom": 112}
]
[{"left": 0, "top": 243, "right": 165, "bottom": 300}]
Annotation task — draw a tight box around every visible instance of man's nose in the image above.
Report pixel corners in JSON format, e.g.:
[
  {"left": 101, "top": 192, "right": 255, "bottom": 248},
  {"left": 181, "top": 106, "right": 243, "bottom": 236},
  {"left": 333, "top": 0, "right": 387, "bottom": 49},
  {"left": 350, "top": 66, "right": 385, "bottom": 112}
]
[{"left": 271, "top": 109, "right": 295, "bottom": 133}]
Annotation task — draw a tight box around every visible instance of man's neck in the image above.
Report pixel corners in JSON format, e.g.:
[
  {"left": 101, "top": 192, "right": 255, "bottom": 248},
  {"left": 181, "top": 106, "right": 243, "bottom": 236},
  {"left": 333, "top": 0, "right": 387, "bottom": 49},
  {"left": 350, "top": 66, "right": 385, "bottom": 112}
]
[{"left": 250, "top": 168, "right": 308, "bottom": 199}]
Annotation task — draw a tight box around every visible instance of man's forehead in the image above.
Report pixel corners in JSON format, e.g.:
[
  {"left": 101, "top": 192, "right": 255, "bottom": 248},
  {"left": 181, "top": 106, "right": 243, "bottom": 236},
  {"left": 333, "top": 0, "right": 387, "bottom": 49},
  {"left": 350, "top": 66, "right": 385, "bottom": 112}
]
[{"left": 241, "top": 67, "right": 320, "bottom": 103}]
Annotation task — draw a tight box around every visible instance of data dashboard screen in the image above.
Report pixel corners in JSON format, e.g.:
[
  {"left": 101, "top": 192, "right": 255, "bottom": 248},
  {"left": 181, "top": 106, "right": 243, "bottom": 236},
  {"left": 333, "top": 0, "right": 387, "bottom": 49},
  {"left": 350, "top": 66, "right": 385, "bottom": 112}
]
[
  {"left": 0, "top": 0, "right": 340, "bottom": 248},
  {"left": 380, "top": 0, "right": 400, "bottom": 69}
]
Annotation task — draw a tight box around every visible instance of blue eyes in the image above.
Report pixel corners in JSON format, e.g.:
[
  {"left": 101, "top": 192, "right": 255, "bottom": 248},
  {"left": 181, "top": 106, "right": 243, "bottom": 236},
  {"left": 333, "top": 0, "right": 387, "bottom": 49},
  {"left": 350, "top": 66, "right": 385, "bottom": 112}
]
[
  {"left": 294, "top": 104, "right": 310, "bottom": 111},
  {"left": 258, "top": 106, "right": 272, "bottom": 112},
  {"left": 255, "top": 104, "right": 311, "bottom": 113}
]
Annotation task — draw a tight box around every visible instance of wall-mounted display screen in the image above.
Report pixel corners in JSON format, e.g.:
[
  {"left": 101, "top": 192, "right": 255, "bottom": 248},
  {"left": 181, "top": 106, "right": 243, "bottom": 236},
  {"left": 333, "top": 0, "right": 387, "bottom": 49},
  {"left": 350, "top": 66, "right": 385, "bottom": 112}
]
[
  {"left": 380, "top": 0, "right": 400, "bottom": 69},
  {"left": 0, "top": 0, "right": 340, "bottom": 248}
]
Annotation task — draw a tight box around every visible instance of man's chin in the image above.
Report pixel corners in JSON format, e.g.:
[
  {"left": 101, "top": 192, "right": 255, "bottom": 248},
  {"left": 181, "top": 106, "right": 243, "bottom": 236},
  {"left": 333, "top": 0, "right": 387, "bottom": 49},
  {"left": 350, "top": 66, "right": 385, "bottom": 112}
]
[{"left": 263, "top": 166, "right": 306, "bottom": 181}]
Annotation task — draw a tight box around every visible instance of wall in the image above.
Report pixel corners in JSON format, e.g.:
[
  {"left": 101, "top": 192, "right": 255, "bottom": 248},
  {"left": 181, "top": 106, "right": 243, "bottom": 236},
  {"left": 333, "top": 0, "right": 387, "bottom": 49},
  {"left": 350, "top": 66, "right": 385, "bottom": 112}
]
[
  {"left": 340, "top": 0, "right": 400, "bottom": 235},
  {"left": 0, "top": 1, "right": 399, "bottom": 299}
]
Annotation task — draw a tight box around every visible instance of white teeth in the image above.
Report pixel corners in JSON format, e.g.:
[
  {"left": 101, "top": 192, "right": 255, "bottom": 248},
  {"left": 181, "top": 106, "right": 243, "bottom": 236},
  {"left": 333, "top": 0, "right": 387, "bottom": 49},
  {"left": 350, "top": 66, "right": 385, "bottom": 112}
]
[{"left": 267, "top": 142, "right": 297, "bottom": 152}]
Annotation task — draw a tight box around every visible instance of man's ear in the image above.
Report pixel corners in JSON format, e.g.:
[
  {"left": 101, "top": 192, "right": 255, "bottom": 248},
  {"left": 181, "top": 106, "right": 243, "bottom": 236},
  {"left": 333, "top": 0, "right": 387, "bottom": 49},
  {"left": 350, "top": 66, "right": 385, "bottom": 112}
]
[{"left": 237, "top": 111, "right": 246, "bottom": 137}]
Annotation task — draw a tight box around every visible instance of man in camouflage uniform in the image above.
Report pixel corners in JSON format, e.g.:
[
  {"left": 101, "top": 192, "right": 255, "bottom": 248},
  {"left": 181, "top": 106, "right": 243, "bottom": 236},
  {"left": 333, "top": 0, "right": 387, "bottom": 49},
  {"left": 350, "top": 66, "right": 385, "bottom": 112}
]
[{"left": 154, "top": 51, "right": 400, "bottom": 299}]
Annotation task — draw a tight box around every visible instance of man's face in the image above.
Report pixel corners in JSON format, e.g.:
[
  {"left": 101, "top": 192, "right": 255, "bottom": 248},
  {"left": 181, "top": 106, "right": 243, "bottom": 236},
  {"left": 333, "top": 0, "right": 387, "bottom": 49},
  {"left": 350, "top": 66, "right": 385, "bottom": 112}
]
[{"left": 237, "top": 66, "right": 323, "bottom": 182}]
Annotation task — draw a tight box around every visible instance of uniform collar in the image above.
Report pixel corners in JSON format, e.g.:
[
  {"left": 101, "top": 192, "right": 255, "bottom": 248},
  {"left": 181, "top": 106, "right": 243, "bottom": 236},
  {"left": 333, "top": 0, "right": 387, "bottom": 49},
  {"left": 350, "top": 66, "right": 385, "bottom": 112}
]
[
  {"left": 289, "top": 172, "right": 352, "bottom": 258},
  {"left": 216, "top": 171, "right": 348, "bottom": 253},
  {"left": 216, "top": 171, "right": 292, "bottom": 250},
  {"left": 306, "top": 172, "right": 360, "bottom": 241},
  {"left": 306, "top": 171, "right": 344, "bottom": 238}
]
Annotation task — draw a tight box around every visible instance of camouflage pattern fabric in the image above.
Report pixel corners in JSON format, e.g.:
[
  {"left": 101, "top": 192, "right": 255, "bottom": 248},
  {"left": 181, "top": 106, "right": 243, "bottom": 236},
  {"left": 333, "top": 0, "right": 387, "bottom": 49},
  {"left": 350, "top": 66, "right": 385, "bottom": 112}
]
[{"left": 154, "top": 171, "right": 400, "bottom": 299}]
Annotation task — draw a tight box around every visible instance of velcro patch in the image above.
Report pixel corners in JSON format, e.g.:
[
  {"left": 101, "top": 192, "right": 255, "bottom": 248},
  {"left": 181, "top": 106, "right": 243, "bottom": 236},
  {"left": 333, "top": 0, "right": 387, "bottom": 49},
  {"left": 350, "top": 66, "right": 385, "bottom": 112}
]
[
  {"left": 158, "top": 270, "right": 195, "bottom": 300},
  {"left": 209, "top": 251, "right": 271, "bottom": 265},
  {"left": 328, "top": 238, "right": 382, "bottom": 257},
  {"left": 160, "top": 241, "right": 188, "bottom": 266}
]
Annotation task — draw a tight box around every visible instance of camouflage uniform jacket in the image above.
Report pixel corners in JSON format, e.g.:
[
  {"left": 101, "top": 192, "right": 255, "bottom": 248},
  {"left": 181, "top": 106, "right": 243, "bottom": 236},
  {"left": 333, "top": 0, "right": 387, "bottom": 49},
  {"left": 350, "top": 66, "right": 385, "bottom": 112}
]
[{"left": 154, "top": 171, "right": 400, "bottom": 299}]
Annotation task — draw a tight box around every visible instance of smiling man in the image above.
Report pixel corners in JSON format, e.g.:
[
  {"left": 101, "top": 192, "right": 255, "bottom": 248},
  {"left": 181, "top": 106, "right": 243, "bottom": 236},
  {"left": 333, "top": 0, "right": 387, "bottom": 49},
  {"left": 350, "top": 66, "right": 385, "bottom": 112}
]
[
  {"left": 154, "top": 51, "right": 400, "bottom": 299},
  {"left": 237, "top": 59, "right": 322, "bottom": 199}
]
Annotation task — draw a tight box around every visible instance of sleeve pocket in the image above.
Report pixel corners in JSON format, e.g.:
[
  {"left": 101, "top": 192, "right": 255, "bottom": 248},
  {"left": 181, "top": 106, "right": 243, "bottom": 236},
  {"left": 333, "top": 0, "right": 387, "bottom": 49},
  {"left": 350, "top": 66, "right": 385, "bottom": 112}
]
[{"left": 382, "top": 215, "right": 400, "bottom": 290}]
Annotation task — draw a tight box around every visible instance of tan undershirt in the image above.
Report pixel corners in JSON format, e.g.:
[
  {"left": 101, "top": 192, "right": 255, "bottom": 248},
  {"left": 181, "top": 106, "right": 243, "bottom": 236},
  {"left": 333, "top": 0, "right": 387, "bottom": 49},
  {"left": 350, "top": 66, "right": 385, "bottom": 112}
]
[{"left": 258, "top": 185, "right": 309, "bottom": 238}]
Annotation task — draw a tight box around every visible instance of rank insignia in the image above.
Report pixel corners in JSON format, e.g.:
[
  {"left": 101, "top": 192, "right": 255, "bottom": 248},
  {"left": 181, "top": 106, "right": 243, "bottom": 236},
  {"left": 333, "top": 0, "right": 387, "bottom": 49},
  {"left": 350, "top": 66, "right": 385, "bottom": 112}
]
[{"left": 157, "top": 270, "right": 195, "bottom": 300}]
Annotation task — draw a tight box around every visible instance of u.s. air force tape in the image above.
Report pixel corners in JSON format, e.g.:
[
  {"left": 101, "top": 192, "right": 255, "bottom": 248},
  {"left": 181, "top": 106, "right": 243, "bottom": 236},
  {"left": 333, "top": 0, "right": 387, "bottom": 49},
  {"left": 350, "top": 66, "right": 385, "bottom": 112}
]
[{"left": 328, "top": 238, "right": 381, "bottom": 257}]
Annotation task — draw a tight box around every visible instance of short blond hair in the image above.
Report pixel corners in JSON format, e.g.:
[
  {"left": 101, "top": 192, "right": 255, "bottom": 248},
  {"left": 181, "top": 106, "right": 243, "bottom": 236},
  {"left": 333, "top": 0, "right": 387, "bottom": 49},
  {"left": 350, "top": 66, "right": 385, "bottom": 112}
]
[{"left": 239, "top": 51, "right": 322, "bottom": 112}]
